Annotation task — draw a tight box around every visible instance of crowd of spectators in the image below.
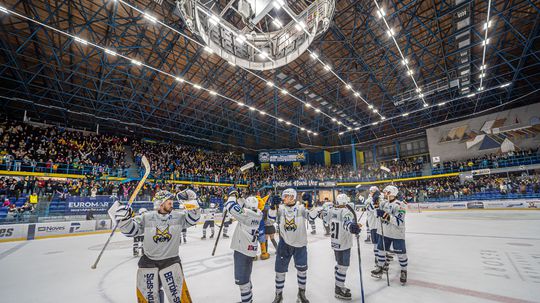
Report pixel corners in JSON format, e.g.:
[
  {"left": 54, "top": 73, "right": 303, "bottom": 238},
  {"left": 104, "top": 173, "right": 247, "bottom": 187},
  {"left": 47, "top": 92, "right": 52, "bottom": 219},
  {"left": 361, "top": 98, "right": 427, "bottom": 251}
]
[
  {"left": 0, "top": 120, "right": 129, "bottom": 177},
  {"left": 248, "top": 157, "right": 425, "bottom": 184},
  {"left": 432, "top": 148, "right": 540, "bottom": 173},
  {"left": 395, "top": 173, "right": 540, "bottom": 202},
  {"left": 132, "top": 141, "right": 245, "bottom": 183}
]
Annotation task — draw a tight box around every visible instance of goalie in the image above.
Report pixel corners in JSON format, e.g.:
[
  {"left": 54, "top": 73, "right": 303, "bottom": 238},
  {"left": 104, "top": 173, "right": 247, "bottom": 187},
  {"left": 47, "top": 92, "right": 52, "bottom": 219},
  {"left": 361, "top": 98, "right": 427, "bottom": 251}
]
[{"left": 114, "top": 189, "right": 201, "bottom": 303}]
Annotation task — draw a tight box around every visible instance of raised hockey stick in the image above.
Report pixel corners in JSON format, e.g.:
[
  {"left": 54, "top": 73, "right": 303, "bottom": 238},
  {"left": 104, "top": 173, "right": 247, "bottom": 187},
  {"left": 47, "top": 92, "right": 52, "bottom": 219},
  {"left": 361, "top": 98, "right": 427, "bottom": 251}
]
[
  {"left": 345, "top": 204, "right": 365, "bottom": 303},
  {"left": 211, "top": 162, "right": 254, "bottom": 256},
  {"left": 91, "top": 156, "right": 150, "bottom": 269},
  {"left": 379, "top": 218, "right": 390, "bottom": 286}
]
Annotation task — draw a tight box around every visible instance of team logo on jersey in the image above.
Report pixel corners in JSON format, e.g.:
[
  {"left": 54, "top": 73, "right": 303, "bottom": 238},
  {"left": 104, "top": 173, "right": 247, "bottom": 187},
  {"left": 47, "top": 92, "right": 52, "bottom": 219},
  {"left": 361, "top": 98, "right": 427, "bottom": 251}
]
[
  {"left": 153, "top": 225, "right": 172, "bottom": 243},
  {"left": 284, "top": 217, "right": 297, "bottom": 232}
]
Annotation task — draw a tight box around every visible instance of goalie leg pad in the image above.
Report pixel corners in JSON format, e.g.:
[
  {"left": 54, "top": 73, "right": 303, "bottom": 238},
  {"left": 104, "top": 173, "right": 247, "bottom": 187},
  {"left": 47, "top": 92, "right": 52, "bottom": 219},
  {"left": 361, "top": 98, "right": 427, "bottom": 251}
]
[
  {"left": 159, "top": 263, "right": 192, "bottom": 303},
  {"left": 136, "top": 267, "right": 159, "bottom": 303}
]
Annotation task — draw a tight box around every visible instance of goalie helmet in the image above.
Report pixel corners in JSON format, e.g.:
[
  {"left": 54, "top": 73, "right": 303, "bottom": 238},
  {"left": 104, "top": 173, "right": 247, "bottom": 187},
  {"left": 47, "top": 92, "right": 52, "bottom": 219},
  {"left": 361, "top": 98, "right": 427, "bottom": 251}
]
[
  {"left": 383, "top": 185, "right": 399, "bottom": 197},
  {"left": 153, "top": 190, "right": 174, "bottom": 210},
  {"left": 336, "top": 194, "right": 351, "bottom": 206},
  {"left": 281, "top": 188, "right": 297, "bottom": 200}
]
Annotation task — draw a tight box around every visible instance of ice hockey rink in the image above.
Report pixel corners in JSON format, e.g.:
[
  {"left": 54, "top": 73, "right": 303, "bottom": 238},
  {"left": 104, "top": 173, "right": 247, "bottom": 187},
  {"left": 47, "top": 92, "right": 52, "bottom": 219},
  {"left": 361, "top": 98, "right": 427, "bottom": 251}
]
[{"left": 1, "top": 210, "right": 539, "bottom": 303}]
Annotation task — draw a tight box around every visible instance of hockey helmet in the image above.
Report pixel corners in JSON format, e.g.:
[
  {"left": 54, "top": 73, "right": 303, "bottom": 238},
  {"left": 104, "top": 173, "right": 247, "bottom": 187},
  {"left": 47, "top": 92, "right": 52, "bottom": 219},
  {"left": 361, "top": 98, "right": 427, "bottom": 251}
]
[
  {"left": 383, "top": 185, "right": 399, "bottom": 197},
  {"left": 281, "top": 188, "right": 297, "bottom": 200},
  {"left": 336, "top": 193, "right": 351, "bottom": 205},
  {"left": 138, "top": 208, "right": 148, "bottom": 215}
]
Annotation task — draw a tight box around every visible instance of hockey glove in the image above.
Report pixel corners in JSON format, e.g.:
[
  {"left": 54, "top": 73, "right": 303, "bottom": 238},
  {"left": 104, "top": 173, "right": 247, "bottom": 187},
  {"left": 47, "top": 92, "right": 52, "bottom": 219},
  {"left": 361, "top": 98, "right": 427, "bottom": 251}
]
[
  {"left": 115, "top": 204, "right": 133, "bottom": 222},
  {"left": 270, "top": 195, "right": 281, "bottom": 209},
  {"left": 227, "top": 186, "right": 239, "bottom": 199},
  {"left": 349, "top": 223, "right": 361, "bottom": 235},
  {"left": 302, "top": 193, "right": 313, "bottom": 208},
  {"left": 376, "top": 209, "right": 390, "bottom": 221}
]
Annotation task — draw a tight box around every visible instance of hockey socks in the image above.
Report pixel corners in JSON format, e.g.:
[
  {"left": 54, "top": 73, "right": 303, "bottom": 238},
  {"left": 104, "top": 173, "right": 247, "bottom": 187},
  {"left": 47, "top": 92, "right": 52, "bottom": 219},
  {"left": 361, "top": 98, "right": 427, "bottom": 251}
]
[
  {"left": 334, "top": 265, "right": 348, "bottom": 288},
  {"left": 275, "top": 272, "right": 286, "bottom": 294},
  {"left": 297, "top": 270, "right": 307, "bottom": 289},
  {"left": 239, "top": 282, "right": 253, "bottom": 303}
]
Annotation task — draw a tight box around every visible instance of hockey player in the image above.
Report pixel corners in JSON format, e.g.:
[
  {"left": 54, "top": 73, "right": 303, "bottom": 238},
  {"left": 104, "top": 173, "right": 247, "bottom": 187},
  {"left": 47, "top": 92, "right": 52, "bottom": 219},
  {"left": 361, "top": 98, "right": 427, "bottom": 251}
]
[
  {"left": 321, "top": 193, "right": 362, "bottom": 300},
  {"left": 201, "top": 203, "right": 217, "bottom": 239},
  {"left": 269, "top": 188, "right": 319, "bottom": 303},
  {"left": 363, "top": 186, "right": 382, "bottom": 263},
  {"left": 114, "top": 190, "right": 201, "bottom": 302},
  {"left": 370, "top": 185, "right": 408, "bottom": 285},
  {"left": 222, "top": 217, "right": 233, "bottom": 238},
  {"left": 133, "top": 207, "right": 148, "bottom": 257},
  {"left": 302, "top": 193, "right": 317, "bottom": 235},
  {"left": 321, "top": 198, "right": 333, "bottom": 236},
  {"left": 263, "top": 197, "right": 279, "bottom": 254},
  {"left": 224, "top": 189, "right": 263, "bottom": 303}
]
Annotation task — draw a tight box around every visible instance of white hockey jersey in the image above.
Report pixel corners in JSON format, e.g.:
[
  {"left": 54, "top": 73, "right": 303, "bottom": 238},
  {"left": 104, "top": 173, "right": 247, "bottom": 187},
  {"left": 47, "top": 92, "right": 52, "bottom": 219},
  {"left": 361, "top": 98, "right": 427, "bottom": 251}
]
[
  {"left": 376, "top": 199, "right": 406, "bottom": 240},
  {"left": 322, "top": 206, "right": 356, "bottom": 251},
  {"left": 365, "top": 194, "right": 383, "bottom": 231},
  {"left": 268, "top": 202, "right": 318, "bottom": 248},
  {"left": 203, "top": 208, "right": 217, "bottom": 222},
  {"left": 120, "top": 209, "right": 200, "bottom": 260},
  {"left": 224, "top": 197, "right": 263, "bottom": 257}
]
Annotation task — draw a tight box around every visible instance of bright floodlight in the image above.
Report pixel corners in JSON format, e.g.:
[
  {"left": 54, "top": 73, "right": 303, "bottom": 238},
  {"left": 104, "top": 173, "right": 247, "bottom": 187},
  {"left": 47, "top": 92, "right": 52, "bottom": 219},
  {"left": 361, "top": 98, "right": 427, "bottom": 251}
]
[{"left": 177, "top": 0, "right": 336, "bottom": 70}]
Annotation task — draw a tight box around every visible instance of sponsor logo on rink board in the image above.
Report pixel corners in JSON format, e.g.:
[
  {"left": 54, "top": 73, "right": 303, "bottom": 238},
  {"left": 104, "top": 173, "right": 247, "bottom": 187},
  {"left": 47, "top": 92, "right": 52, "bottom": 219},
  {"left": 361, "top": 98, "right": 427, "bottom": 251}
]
[
  {"left": 0, "top": 224, "right": 29, "bottom": 242},
  {"left": 407, "top": 200, "right": 540, "bottom": 211}
]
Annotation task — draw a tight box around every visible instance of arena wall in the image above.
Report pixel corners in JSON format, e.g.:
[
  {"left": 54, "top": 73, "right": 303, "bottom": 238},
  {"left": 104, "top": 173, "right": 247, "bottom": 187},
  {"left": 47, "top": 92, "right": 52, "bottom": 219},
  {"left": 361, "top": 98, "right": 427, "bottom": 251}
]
[{"left": 426, "top": 103, "right": 540, "bottom": 163}]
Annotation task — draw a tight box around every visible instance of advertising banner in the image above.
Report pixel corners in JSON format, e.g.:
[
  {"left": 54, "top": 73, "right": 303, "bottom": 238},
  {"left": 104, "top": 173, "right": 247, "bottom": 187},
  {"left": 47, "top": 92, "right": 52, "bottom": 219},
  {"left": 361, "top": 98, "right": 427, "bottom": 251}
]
[
  {"left": 0, "top": 224, "right": 29, "bottom": 242},
  {"left": 273, "top": 180, "right": 337, "bottom": 188},
  {"left": 35, "top": 221, "right": 95, "bottom": 238},
  {"left": 64, "top": 196, "right": 116, "bottom": 215},
  {"left": 259, "top": 150, "right": 306, "bottom": 163},
  {"left": 407, "top": 200, "right": 539, "bottom": 211}
]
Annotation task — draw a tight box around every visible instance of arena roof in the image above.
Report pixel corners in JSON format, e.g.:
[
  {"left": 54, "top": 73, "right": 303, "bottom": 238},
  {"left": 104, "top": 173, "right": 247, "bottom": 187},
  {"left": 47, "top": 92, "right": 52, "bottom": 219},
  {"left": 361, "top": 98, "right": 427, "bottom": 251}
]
[{"left": 0, "top": 0, "right": 538, "bottom": 151}]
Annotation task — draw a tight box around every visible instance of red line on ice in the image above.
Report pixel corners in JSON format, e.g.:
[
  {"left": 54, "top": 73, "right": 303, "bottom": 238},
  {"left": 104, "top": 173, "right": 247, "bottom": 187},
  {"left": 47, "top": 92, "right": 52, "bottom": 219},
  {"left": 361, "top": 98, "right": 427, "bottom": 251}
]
[{"left": 408, "top": 279, "right": 535, "bottom": 303}]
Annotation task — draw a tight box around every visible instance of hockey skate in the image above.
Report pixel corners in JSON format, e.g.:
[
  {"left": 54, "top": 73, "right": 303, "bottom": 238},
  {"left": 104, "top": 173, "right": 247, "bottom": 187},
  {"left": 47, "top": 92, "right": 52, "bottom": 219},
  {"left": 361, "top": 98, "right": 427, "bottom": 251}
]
[
  {"left": 364, "top": 235, "right": 371, "bottom": 243},
  {"left": 183, "top": 236, "right": 187, "bottom": 243},
  {"left": 201, "top": 235, "right": 206, "bottom": 240},
  {"left": 371, "top": 265, "right": 384, "bottom": 279},
  {"left": 311, "top": 230, "right": 316, "bottom": 235},
  {"left": 223, "top": 234, "right": 230, "bottom": 238},
  {"left": 335, "top": 286, "right": 352, "bottom": 300},
  {"left": 210, "top": 233, "right": 214, "bottom": 239},
  {"left": 400, "top": 270, "right": 407, "bottom": 285},
  {"left": 297, "top": 288, "right": 310, "bottom": 303},
  {"left": 272, "top": 292, "right": 283, "bottom": 303}
]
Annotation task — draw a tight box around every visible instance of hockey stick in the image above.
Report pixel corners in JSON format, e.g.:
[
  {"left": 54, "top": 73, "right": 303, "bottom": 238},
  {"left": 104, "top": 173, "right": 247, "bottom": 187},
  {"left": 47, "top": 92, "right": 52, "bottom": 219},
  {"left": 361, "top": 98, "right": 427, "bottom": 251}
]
[
  {"left": 345, "top": 204, "right": 365, "bottom": 303},
  {"left": 91, "top": 156, "right": 150, "bottom": 269},
  {"left": 379, "top": 218, "right": 390, "bottom": 286},
  {"left": 211, "top": 162, "right": 254, "bottom": 256}
]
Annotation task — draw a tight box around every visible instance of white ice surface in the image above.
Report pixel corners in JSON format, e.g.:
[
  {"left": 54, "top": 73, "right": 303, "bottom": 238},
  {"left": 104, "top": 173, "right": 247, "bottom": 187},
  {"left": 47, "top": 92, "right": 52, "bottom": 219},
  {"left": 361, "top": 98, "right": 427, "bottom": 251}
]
[{"left": 1, "top": 210, "right": 540, "bottom": 303}]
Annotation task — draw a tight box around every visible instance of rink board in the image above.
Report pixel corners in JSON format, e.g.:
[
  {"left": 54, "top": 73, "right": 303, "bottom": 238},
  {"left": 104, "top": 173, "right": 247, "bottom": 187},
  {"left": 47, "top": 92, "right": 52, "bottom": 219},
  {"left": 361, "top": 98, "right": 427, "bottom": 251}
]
[{"left": 0, "top": 210, "right": 539, "bottom": 303}]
